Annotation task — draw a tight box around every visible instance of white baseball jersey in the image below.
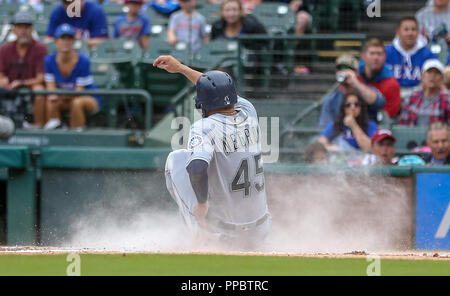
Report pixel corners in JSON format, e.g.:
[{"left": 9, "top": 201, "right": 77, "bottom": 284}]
[{"left": 186, "top": 97, "right": 269, "bottom": 225}]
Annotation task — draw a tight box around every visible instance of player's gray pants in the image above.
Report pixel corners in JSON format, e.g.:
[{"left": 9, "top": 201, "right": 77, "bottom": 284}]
[{"left": 165, "top": 149, "right": 271, "bottom": 250}]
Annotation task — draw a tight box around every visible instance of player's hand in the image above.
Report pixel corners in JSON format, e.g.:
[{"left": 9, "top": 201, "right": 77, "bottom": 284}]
[
  {"left": 194, "top": 202, "right": 209, "bottom": 229},
  {"left": 153, "top": 55, "right": 183, "bottom": 73}
]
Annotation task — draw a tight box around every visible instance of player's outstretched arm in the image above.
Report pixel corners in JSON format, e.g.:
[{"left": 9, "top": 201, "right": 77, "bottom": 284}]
[{"left": 153, "top": 55, "right": 203, "bottom": 84}]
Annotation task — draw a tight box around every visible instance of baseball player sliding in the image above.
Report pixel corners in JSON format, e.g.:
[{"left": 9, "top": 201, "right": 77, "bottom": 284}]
[{"left": 154, "top": 55, "right": 271, "bottom": 250}]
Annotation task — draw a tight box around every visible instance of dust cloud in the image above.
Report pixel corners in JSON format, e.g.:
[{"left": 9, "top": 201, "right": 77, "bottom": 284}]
[{"left": 66, "top": 170, "right": 413, "bottom": 254}]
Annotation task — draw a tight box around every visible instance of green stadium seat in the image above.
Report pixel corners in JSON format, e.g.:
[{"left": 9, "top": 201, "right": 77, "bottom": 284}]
[
  {"left": 90, "top": 62, "right": 120, "bottom": 89},
  {"left": 138, "top": 42, "right": 189, "bottom": 106},
  {"left": 33, "top": 21, "right": 48, "bottom": 39},
  {"left": 145, "top": 7, "right": 170, "bottom": 26},
  {"left": 428, "top": 41, "right": 449, "bottom": 66},
  {"left": 1, "top": 3, "right": 33, "bottom": 18},
  {"left": 102, "top": 2, "right": 128, "bottom": 16},
  {"left": 41, "top": 3, "right": 59, "bottom": 20},
  {"left": 90, "top": 39, "right": 141, "bottom": 88},
  {"left": 150, "top": 24, "right": 167, "bottom": 40},
  {"left": 391, "top": 125, "right": 428, "bottom": 153},
  {"left": 196, "top": 3, "right": 221, "bottom": 24},
  {"left": 252, "top": 3, "right": 295, "bottom": 35},
  {"left": 190, "top": 39, "right": 238, "bottom": 71}
]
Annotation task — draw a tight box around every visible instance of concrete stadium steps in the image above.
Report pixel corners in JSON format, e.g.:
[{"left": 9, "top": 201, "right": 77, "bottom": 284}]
[{"left": 358, "top": 0, "right": 427, "bottom": 42}]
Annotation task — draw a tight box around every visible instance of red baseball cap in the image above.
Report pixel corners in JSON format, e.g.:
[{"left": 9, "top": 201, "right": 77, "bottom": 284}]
[{"left": 371, "top": 129, "right": 396, "bottom": 143}]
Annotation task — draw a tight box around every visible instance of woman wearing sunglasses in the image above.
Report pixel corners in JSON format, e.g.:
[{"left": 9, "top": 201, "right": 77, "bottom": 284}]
[{"left": 318, "top": 92, "right": 378, "bottom": 151}]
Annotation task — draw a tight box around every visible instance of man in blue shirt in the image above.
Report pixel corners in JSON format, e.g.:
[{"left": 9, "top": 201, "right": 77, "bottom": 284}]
[
  {"left": 385, "top": 17, "right": 437, "bottom": 99},
  {"left": 113, "top": 0, "right": 151, "bottom": 49},
  {"left": 44, "top": 0, "right": 108, "bottom": 49}
]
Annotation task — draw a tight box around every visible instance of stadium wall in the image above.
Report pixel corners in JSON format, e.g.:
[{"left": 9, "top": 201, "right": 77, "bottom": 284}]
[{"left": 0, "top": 146, "right": 449, "bottom": 251}]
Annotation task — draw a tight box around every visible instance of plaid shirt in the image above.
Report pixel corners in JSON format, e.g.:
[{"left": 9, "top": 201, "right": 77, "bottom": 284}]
[{"left": 398, "top": 88, "right": 450, "bottom": 126}]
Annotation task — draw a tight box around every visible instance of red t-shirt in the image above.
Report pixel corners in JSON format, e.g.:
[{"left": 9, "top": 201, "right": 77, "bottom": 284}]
[
  {"left": 357, "top": 75, "right": 401, "bottom": 119},
  {"left": 0, "top": 40, "right": 47, "bottom": 82}
]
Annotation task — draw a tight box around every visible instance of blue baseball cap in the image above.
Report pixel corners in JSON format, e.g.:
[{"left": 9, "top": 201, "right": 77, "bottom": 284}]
[{"left": 54, "top": 23, "right": 75, "bottom": 38}]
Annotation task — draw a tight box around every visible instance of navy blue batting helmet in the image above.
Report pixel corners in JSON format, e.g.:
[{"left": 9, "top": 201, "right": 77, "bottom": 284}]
[{"left": 195, "top": 71, "right": 237, "bottom": 117}]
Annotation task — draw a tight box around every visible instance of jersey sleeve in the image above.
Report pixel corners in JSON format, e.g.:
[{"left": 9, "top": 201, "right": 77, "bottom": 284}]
[
  {"left": 321, "top": 122, "right": 334, "bottom": 140},
  {"left": 186, "top": 120, "right": 215, "bottom": 167},
  {"left": 236, "top": 96, "right": 258, "bottom": 119}
]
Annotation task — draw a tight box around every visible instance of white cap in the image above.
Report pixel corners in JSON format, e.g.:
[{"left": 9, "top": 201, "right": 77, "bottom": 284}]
[{"left": 422, "top": 59, "right": 445, "bottom": 74}]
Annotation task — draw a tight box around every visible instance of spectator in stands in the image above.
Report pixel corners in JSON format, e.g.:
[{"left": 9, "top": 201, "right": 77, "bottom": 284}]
[
  {"left": 318, "top": 92, "right": 378, "bottom": 152},
  {"left": 144, "top": 0, "right": 180, "bottom": 16},
  {"left": 319, "top": 55, "right": 385, "bottom": 129},
  {"left": 385, "top": 17, "right": 437, "bottom": 99},
  {"left": 303, "top": 141, "right": 328, "bottom": 164},
  {"left": 287, "top": 0, "right": 312, "bottom": 36},
  {"left": 167, "top": 0, "right": 209, "bottom": 52},
  {"left": 363, "top": 129, "right": 398, "bottom": 165},
  {"left": 398, "top": 59, "right": 449, "bottom": 126},
  {"left": 445, "top": 65, "right": 450, "bottom": 90},
  {"left": 240, "top": 0, "right": 262, "bottom": 13},
  {"left": 44, "top": 0, "right": 108, "bottom": 49},
  {"left": 113, "top": 0, "right": 151, "bottom": 50},
  {"left": 415, "top": 0, "right": 450, "bottom": 45},
  {"left": 424, "top": 122, "right": 450, "bottom": 164},
  {"left": 359, "top": 37, "right": 402, "bottom": 120},
  {"left": 0, "top": 11, "right": 47, "bottom": 128},
  {"left": 44, "top": 24, "right": 100, "bottom": 129},
  {"left": 211, "top": 0, "right": 267, "bottom": 49}
]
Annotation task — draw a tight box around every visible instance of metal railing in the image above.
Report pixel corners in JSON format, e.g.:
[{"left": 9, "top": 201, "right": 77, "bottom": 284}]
[{"left": 16, "top": 88, "right": 153, "bottom": 130}]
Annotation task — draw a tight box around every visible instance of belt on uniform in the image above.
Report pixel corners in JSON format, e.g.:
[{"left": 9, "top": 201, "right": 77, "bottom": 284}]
[{"left": 215, "top": 213, "right": 270, "bottom": 231}]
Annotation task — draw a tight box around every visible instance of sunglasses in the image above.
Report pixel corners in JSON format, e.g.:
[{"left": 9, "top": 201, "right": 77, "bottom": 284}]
[{"left": 345, "top": 102, "right": 361, "bottom": 108}]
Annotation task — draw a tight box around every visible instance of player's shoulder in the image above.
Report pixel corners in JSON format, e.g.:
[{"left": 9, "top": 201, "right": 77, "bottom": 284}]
[
  {"left": 236, "top": 96, "right": 257, "bottom": 116},
  {"left": 190, "top": 117, "right": 215, "bottom": 133}
]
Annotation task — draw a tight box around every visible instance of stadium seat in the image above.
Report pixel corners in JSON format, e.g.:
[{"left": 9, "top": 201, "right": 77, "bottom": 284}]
[
  {"left": 309, "top": 0, "right": 361, "bottom": 33},
  {"left": 145, "top": 6, "right": 170, "bottom": 26},
  {"left": 102, "top": 2, "right": 128, "bottom": 16},
  {"left": 33, "top": 21, "right": 48, "bottom": 39},
  {"left": 138, "top": 42, "right": 189, "bottom": 106},
  {"left": 252, "top": 2, "right": 295, "bottom": 35},
  {"left": 41, "top": 2, "right": 59, "bottom": 18},
  {"left": 150, "top": 24, "right": 167, "bottom": 41},
  {"left": 0, "top": 3, "right": 33, "bottom": 19},
  {"left": 191, "top": 39, "right": 238, "bottom": 71},
  {"left": 90, "top": 39, "right": 141, "bottom": 89},
  {"left": 196, "top": 3, "right": 221, "bottom": 25},
  {"left": 391, "top": 125, "right": 428, "bottom": 153}
]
